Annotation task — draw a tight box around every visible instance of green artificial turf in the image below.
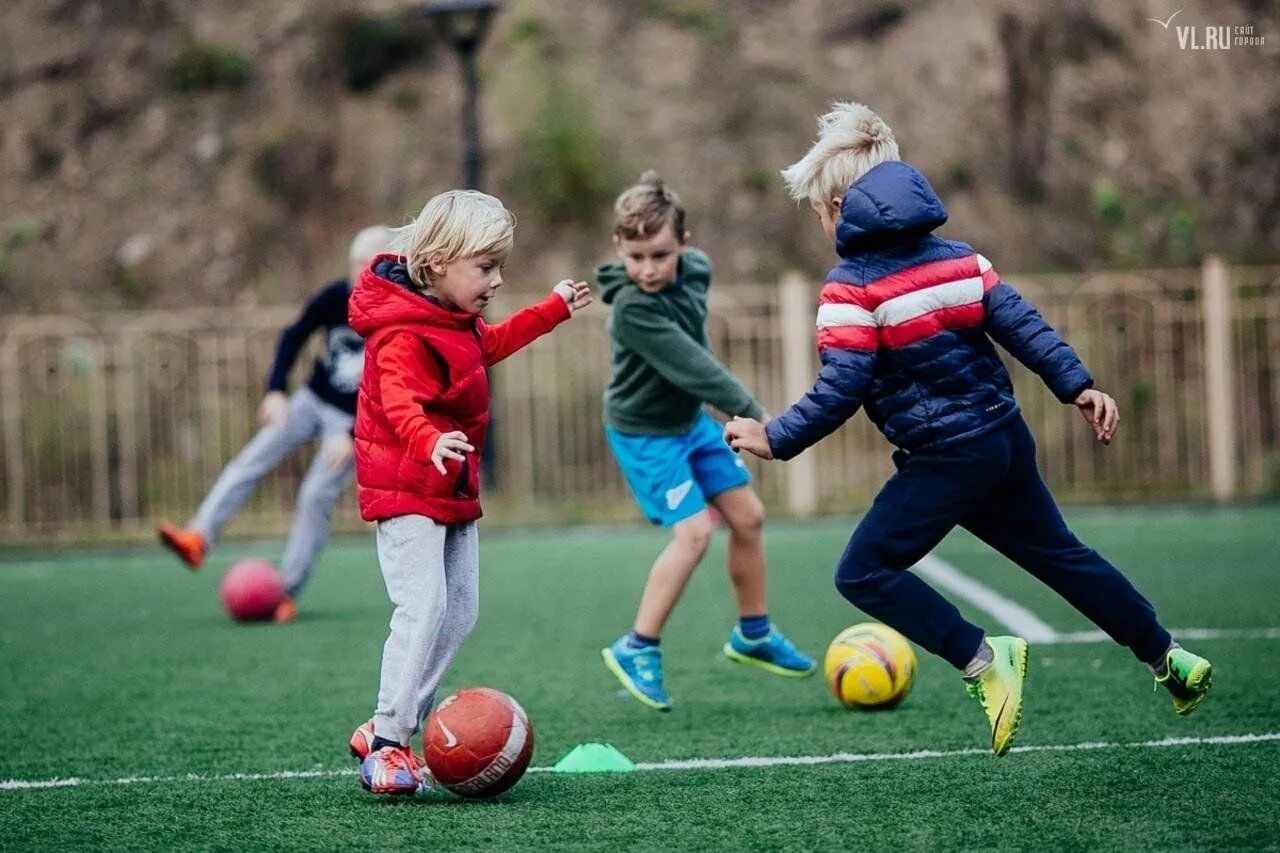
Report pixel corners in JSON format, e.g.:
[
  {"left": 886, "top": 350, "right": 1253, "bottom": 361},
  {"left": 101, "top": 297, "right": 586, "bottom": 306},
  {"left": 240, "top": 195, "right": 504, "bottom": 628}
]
[{"left": 2, "top": 506, "right": 1278, "bottom": 850}]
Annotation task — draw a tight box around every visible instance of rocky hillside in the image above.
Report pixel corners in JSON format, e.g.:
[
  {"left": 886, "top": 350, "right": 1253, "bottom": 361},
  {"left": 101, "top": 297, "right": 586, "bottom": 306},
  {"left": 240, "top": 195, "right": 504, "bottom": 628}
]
[{"left": 1, "top": 0, "right": 1277, "bottom": 314}]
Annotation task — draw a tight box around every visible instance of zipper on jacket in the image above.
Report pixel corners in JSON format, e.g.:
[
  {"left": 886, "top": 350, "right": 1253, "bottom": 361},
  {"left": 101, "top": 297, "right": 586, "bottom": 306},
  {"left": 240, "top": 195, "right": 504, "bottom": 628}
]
[{"left": 454, "top": 457, "right": 472, "bottom": 498}]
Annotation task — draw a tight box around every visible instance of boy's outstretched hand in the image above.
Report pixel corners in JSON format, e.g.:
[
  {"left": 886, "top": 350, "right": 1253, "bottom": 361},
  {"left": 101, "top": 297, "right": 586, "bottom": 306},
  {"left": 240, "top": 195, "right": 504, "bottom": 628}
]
[
  {"left": 320, "top": 433, "right": 353, "bottom": 472},
  {"left": 554, "top": 279, "right": 593, "bottom": 314},
  {"left": 431, "top": 430, "right": 474, "bottom": 475},
  {"left": 724, "top": 416, "right": 774, "bottom": 460},
  {"left": 258, "top": 391, "right": 289, "bottom": 428},
  {"left": 1074, "top": 388, "right": 1119, "bottom": 444}
]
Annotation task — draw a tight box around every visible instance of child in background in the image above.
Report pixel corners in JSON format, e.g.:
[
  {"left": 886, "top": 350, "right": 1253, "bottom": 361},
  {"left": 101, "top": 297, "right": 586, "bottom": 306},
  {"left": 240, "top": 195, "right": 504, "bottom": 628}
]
[
  {"left": 725, "top": 102, "right": 1212, "bottom": 755},
  {"left": 158, "top": 225, "right": 394, "bottom": 622},
  {"left": 598, "top": 171, "right": 815, "bottom": 713},
  {"left": 346, "top": 191, "right": 591, "bottom": 794}
]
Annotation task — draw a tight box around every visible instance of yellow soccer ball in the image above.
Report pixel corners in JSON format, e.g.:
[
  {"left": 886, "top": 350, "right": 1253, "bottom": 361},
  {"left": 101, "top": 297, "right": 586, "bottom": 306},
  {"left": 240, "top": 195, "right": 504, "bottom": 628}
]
[{"left": 824, "top": 622, "right": 918, "bottom": 709}]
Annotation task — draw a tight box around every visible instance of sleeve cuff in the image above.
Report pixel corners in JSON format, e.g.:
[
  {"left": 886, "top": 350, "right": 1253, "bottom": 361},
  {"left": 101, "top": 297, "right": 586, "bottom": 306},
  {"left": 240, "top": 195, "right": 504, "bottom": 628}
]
[
  {"left": 1057, "top": 375, "right": 1094, "bottom": 404},
  {"left": 541, "top": 292, "right": 572, "bottom": 322},
  {"left": 764, "top": 419, "right": 795, "bottom": 461}
]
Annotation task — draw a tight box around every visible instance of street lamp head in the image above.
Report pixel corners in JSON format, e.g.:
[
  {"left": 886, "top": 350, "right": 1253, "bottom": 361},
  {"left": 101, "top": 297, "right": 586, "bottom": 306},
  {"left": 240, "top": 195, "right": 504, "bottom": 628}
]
[{"left": 424, "top": 0, "right": 501, "bottom": 51}]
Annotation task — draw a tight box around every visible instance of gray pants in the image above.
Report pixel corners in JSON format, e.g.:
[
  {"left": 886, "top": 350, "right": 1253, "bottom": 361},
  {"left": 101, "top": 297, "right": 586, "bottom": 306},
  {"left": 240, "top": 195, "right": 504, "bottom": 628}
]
[
  {"left": 372, "top": 515, "right": 480, "bottom": 746},
  {"left": 189, "top": 387, "right": 354, "bottom": 598}
]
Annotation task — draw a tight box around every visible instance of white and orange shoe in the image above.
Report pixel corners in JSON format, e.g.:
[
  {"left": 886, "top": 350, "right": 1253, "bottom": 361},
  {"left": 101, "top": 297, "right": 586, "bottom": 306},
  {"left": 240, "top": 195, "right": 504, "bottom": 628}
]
[
  {"left": 157, "top": 521, "right": 206, "bottom": 570},
  {"left": 349, "top": 719, "right": 377, "bottom": 760},
  {"left": 359, "top": 745, "right": 423, "bottom": 795},
  {"left": 349, "top": 719, "right": 428, "bottom": 773}
]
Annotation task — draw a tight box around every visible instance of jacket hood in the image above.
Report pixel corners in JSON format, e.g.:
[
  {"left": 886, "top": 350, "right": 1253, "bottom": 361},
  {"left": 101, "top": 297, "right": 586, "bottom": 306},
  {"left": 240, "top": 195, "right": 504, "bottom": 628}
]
[
  {"left": 835, "top": 161, "right": 948, "bottom": 256},
  {"left": 595, "top": 261, "right": 633, "bottom": 305},
  {"left": 348, "top": 255, "right": 476, "bottom": 337}
]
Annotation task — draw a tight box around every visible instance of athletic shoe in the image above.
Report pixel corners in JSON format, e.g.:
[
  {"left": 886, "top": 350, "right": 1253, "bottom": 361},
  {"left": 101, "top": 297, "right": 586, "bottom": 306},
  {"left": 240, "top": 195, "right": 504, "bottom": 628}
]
[
  {"left": 349, "top": 720, "right": 377, "bottom": 760},
  {"left": 1156, "top": 647, "right": 1213, "bottom": 716},
  {"left": 349, "top": 719, "right": 429, "bottom": 775},
  {"left": 964, "top": 635, "right": 1029, "bottom": 757},
  {"left": 602, "top": 636, "right": 671, "bottom": 711},
  {"left": 273, "top": 596, "right": 297, "bottom": 623},
  {"left": 359, "top": 745, "right": 422, "bottom": 795},
  {"left": 157, "top": 521, "right": 206, "bottom": 570},
  {"left": 723, "top": 626, "right": 816, "bottom": 677}
]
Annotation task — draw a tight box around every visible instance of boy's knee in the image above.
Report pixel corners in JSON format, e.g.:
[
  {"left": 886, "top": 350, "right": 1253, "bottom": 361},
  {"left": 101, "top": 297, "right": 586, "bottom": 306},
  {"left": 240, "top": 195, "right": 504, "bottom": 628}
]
[
  {"left": 727, "top": 495, "right": 765, "bottom": 536},
  {"left": 833, "top": 555, "right": 883, "bottom": 603},
  {"left": 674, "top": 514, "right": 714, "bottom": 554},
  {"left": 297, "top": 483, "right": 338, "bottom": 512}
]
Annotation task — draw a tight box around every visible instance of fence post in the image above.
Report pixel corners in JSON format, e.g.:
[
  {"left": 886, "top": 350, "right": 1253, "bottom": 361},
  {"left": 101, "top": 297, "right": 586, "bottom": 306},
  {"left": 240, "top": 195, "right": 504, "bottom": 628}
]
[
  {"left": 1201, "top": 255, "right": 1238, "bottom": 503},
  {"left": 0, "top": 335, "right": 23, "bottom": 536},
  {"left": 779, "top": 272, "right": 818, "bottom": 518}
]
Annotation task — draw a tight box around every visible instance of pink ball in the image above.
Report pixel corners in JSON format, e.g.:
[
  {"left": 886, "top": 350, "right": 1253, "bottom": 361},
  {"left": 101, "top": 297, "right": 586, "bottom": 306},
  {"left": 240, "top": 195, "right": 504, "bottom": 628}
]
[{"left": 219, "top": 558, "right": 284, "bottom": 621}]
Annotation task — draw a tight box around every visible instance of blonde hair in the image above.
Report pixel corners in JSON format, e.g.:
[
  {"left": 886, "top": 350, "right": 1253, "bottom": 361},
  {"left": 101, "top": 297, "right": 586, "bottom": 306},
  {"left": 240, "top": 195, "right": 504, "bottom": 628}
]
[
  {"left": 394, "top": 190, "right": 516, "bottom": 289},
  {"left": 348, "top": 225, "right": 395, "bottom": 275},
  {"left": 780, "top": 102, "right": 900, "bottom": 205},
  {"left": 613, "top": 170, "right": 686, "bottom": 240}
]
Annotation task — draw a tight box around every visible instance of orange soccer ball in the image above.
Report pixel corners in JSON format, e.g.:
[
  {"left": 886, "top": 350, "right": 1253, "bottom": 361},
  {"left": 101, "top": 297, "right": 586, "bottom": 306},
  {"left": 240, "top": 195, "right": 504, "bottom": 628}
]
[{"left": 423, "top": 687, "right": 535, "bottom": 798}]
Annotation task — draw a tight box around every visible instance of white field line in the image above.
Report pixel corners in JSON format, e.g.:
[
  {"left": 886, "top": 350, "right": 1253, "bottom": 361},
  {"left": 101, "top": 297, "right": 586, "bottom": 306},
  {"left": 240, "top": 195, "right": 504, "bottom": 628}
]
[
  {"left": 0, "top": 768, "right": 353, "bottom": 791},
  {"left": 1052, "top": 627, "right": 1280, "bottom": 644},
  {"left": 915, "top": 554, "right": 1280, "bottom": 645},
  {"left": 4, "top": 733, "right": 1278, "bottom": 791},
  {"left": 629, "top": 732, "right": 1280, "bottom": 772},
  {"left": 914, "top": 554, "right": 1060, "bottom": 642}
]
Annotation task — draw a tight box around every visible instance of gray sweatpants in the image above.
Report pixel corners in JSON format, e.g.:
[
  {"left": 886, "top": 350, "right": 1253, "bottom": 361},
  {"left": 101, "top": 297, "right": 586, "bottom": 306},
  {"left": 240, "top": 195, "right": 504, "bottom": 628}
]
[
  {"left": 188, "top": 387, "right": 354, "bottom": 597},
  {"left": 371, "top": 515, "right": 480, "bottom": 746}
]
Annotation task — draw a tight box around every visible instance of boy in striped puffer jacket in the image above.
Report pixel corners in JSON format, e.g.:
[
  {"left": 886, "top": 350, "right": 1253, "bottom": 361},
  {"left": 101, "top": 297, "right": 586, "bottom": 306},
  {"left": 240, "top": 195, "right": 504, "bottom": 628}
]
[{"left": 724, "top": 102, "right": 1212, "bottom": 756}]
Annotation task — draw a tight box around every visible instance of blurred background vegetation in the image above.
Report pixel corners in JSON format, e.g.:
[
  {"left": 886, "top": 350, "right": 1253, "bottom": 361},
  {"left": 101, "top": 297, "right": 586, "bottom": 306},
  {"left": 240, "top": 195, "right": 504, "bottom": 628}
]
[{"left": 0, "top": 0, "right": 1276, "bottom": 315}]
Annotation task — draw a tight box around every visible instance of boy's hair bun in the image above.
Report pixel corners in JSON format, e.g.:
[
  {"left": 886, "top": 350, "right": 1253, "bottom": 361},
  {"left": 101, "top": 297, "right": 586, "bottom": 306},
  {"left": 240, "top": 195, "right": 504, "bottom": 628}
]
[
  {"left": 637, "top": 170, "right": 665, "bottom": 191},
  {"left": 613, "top": 170, "right": 685, "bottom": 241}
]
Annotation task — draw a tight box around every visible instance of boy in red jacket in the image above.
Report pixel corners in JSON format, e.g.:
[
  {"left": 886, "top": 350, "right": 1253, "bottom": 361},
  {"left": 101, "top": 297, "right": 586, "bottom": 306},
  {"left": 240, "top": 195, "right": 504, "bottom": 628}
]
[{"left": 345, "top": 190, "right": 591, "bottom": 795}]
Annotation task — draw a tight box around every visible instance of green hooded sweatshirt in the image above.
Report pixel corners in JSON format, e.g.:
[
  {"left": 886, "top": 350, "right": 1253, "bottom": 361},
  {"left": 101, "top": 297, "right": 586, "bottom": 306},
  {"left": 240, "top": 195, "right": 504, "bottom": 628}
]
[{"left": 597, "top": 248, "right": 764, "bottom": 435}]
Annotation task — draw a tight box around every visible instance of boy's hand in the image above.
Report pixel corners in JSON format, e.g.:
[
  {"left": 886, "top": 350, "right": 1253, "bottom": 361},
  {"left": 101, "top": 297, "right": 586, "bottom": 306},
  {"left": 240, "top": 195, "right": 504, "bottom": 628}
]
[
  {"left": 554, "top": 279, "right": 593, "bottom": 314},
  {"left": 258, "top": 391, "right": 289, "bottom": 428},
  {"left": 320, "top": 433, "right": 353, "bottom": 472},
  {"left": 724, "top": 416, "right": 774, "bottom": 460},
  {"left": 1074, "top": 388, "right": 1119, "bottom": 444},
  {"left": 431, "top": 430, "right": 475, "bottom": 475}
]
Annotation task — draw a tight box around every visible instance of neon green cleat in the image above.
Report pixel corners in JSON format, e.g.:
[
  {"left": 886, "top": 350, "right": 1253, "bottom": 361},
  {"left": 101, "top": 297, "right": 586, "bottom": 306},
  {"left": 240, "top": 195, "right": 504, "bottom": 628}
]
[
  {"left": 964, "top": 636, "right": 1028, "bottom": 757},
  {"left": 1156, "top": 647, "right": 1212, "bottom": 716}
]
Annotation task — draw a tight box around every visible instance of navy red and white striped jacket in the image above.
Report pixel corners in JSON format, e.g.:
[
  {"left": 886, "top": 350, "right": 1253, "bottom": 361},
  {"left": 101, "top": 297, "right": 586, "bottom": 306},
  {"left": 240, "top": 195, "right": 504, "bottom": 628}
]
[{"left": 765, "top": 161, "right": 1093, "bottom": 460}]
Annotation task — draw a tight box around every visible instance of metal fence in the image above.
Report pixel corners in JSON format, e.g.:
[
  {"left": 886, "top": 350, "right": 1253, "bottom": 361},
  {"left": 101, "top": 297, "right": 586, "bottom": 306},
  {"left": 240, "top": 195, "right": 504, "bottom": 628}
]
[{"left": 1, "top": 260, "right": 1277, "bottom": 543}]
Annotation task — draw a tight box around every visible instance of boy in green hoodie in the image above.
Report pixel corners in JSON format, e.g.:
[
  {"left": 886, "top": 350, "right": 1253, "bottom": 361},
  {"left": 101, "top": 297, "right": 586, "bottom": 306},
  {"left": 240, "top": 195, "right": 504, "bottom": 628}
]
[{"left": 597, "top": 171, "right": 815, "bottom": 711}]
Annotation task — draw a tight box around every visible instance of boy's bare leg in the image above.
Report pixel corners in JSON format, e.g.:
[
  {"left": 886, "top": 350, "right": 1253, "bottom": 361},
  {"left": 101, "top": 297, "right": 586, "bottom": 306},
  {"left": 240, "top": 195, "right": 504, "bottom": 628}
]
[
  {"left": 632, "top": 510, "right": 713, "bottom": 637},
  {"left": 709, "top": 485, "right": 767, "bottom": 617},
  {"left": 713, "top": 485, "right": 815, "bottom": 676}
]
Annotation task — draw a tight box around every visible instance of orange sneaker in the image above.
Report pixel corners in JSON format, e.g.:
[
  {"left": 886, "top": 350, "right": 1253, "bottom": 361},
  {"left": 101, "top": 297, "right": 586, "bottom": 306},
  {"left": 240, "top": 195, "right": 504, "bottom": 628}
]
[
  {"left": 349, "top": 719, "right": 427, "bottom": 771},
  {"left": 359, "top": 745, "right": 422, "bottom": 795},
  {"left": 349, "top": 719, "right": 377, "bottom": 760},
  {"left": 157, "top": 521, "right": 206, "bottom": 570},
  {"left": 273, "top": 596, "right": 297, "bottom": 623}
]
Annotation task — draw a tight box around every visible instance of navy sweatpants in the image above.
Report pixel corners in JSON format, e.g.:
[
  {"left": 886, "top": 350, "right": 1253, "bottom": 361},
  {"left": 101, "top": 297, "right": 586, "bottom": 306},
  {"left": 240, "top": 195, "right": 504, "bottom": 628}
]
[{"left": 835, "top": 416, "right": 1171, "bottom": 670}]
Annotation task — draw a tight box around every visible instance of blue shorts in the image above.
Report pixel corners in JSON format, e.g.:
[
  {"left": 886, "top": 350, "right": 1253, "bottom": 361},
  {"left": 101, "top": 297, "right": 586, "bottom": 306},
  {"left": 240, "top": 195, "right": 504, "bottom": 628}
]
[{"left": 606, "top": 412, "right": 752, "bottom": 527}]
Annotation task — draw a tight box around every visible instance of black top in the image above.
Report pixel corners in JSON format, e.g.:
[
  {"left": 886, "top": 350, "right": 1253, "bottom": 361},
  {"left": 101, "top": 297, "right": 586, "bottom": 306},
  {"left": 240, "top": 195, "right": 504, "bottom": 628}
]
[{"left": 266, "top": 280, "right": 363, "bottom": 415}]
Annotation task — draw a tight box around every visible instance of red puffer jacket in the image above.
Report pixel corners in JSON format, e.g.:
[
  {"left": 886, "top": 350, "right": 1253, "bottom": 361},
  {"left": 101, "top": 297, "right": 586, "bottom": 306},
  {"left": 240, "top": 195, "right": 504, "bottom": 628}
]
[{"left": 348, "top": 255, "right": 571, "bottom": 523}]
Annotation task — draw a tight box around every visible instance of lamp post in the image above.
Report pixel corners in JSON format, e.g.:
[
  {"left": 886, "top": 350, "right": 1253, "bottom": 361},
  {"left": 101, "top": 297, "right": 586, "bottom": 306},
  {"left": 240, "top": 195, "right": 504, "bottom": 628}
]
[
  {"left": 425, "top": 0, "right": 503, "bottom": 489},
  {"left": 424, "top": 0, "right": 501, "bottom": 190}
]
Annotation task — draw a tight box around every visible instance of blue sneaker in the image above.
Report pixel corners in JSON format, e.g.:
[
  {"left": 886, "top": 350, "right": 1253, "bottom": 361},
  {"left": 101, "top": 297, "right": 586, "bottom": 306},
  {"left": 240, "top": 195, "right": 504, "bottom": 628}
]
[
  {"left": 602, "top": 636, "right": 672, "bottom": 711},
  {"left": 723, "top": 626, "right": 816, "bottom": 677}
]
